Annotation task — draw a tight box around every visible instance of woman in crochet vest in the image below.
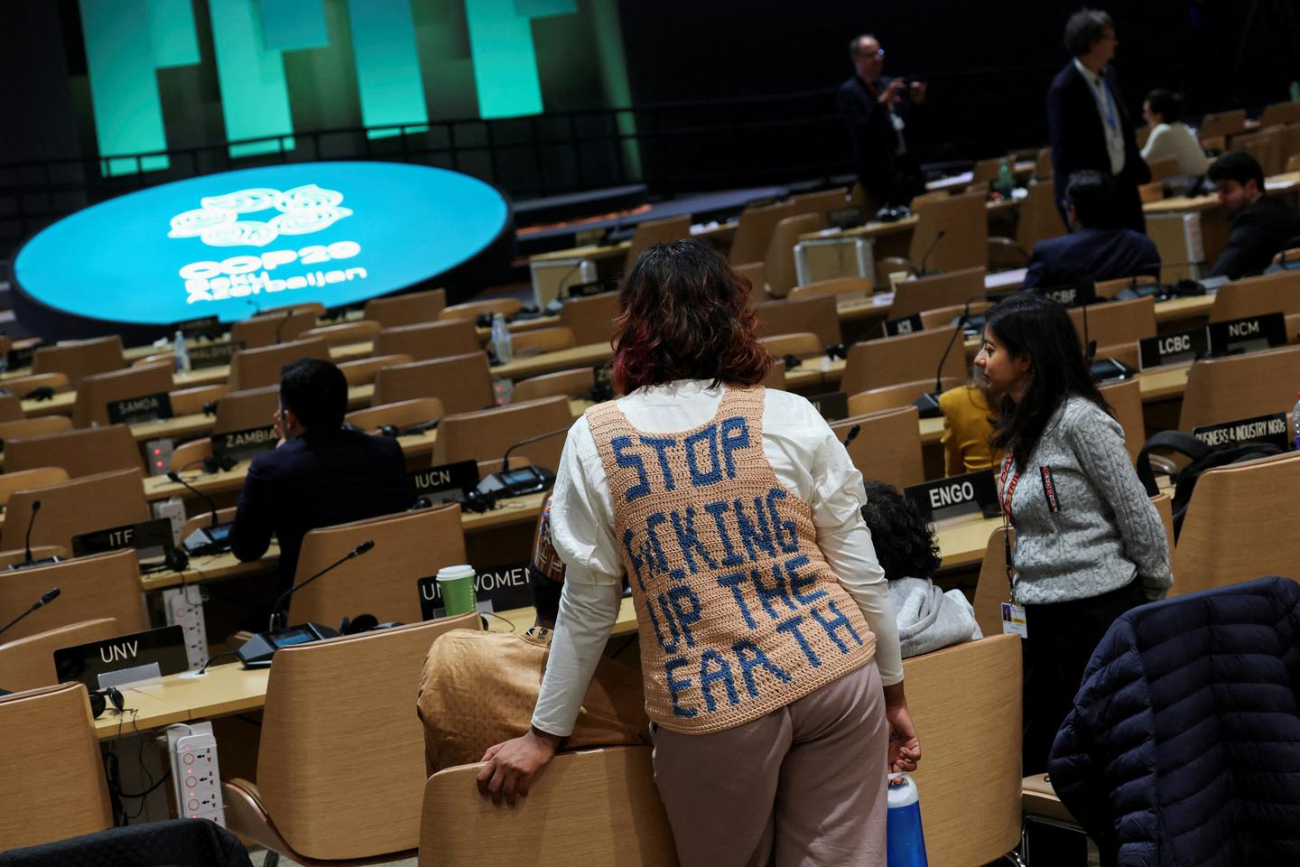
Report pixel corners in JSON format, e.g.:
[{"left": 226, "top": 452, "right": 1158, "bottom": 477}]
[
  {"left": 974, "top": 293, "right": 1171, "bottom": 776},
  {"left": 477, "top": 239, "right": 918, "bottom": 866}
]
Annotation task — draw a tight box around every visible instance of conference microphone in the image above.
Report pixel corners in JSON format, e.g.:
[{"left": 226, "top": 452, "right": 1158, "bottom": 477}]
[
  {"left": 268, "top": 540, "right": 375, "bottom": 632},
  {"left": 842, "top": 424, "right": 861, "bottom": 448},
  {"left": 7, "top": 501, "right": 60, "bottom": 572},
  {"left": 916, "top": 230, "right": 946, "bottom": 277},
  {"left": 168, "top": 472, "right": 231, "bottom": 555},
  {"left": 272, "top": 309, "right": 293, "bottom": 345},
  {"left": 476, "top": 426, "right": 572, "bottom": 499},
  {"left": 0, "top": 588, "right": 59, "bottom": 640},
  {"left": 914, "top": 291, "right": 1009, "bottom": 419}
]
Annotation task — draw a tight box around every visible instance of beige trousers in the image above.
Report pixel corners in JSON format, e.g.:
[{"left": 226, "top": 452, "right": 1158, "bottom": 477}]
[{"left": 650, "top": 661, "right": 889, "bottom": 867}]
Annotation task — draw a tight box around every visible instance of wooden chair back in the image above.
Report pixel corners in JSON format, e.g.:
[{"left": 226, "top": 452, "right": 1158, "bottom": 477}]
[
  {"left": 214, "top": 385, "right": 279, "bottom": 434},
  {"left": 890, "top": 267, "right": 987, "bottom": 320},
  {"left": 6, "top": 424, "right": 144, "bottom": 478},
  {"left": 170, "top": 440, "right": 211, "bottom": 474},
  {"left": 1034, "top": 147, "right": 1053, "bottom": 180},
  {"left": 512, "top": 327, "right": 577, "bottom": 356},
  {"left": 764, "top": 213, "right": 826, "bottom": 298},
  {"left": 972, "top": 527, "right": 1012, "bottom": 639},
  {"left": 1151, "top": 492, "right": 1175, "bottom": 554},
  {"left": 1016, "top": 179, "right": 1066, "bottom": 252},
  {"left": 32, "top": 336, "right": 125, "bottom": 385},
  {"left": 919, "top": 301, "right": 993, "bottom": 330},
  {"left": 512, "top": 369, "right": 595, "bottom": 403},
  {"left": 1200, "top": 108, "right": 1247, "bottom": 140},
  {"left": 1286, "top": 154, "right": 1300, "bottom": 175},
  {"left": 736, "top": 261, "right": 767, "bottom": 299},
  {"left": 1172, "top": 452, "right": 1300, "bottom": 594},
  {"left": 789, "top": 187, "right": 850, "bottom": 218},
  {"left": 848, "top": 378, "right": 958, "bottom": 417},
  {"left": 345, "top": 398, "right": 445, "bottom": 433},
  {"left": 0, "top": 684, "right": 113, "bottom": 849},
  {"left": 0, "top": 550, "right": 147, "bottom": 643},
  {"left": 373, "top": 353, "right": 494, "bottom": 415},
  {"left": 373, "top": 320, "right": 480, "bottom": 365},
  {"left": 558, "top": 292, "right": 621, "bottom": 347},
  {"left": 1260, "top": 101, "right": 1300, "bottom": 128},
  {"left": 4, "top": 373, "right": 72, "bottom": 399},
  {"left": 1147, "top": 156, "right": 1181, "bottom": 182},
  {"left": 905, "top": 634, "right": 1022, "bottom": 867},
  {"left": 339, "top": 354, "right": 413, "bottom": 387},
  {"left": 255, "top": 615, "right": 481, "bottom": 860},
  {"left": 1208, "top": 270, "right": 1300, "bottom": 322},
  {"left": 71, "top": 362, "right": 174, "bottom": 428},
  {"left": 439, "top": 298, "right": 523, "bottom": 323},
  {"left": 261, "top": 301, "right": 327, "bottom": 318},
  {"left": 0, "top": 467, "right": 69, "bottom": 507},
  {"left": 230, "top": 310, "right": 318, "bottom": 350},
  {"left": 1, "top": 470, "right": 150, "bottom": 551},
  {"left": 908, "top": 193, "right": 988, "bottom": 273},
  {"left": 729, "top": 200, "right": 797, "bottom": 266},
  {"left": 0, "top": 618, "right": 120, "bottom": 692},
  {"left": 1098, "top": 378, "right": 1145, "bottom": 463},
  {"left": 0, "top": 393, "right": 22, "bottom": 422},
  {"left": 971, "top": 155, "right": 1011, "bottom": 184},
  {"left": 762, "top": 358, "right": 786, "bottom": 390},
  {"left": 1239, "top": 126, "right": 1287, "bottom": 176},
  {"left": 788, "top": 275, "right": 873, "bottom": 302},
  {"left": 418, "top": 746, "right": 677, "bottom": 866},
  {"left": 760, "top": 332, "right": 823, "bottom": 360},
  {"left": 364, "top": 288, "right": 447, "bottom": 328},
  {"left": 910, "top": 190, "right": 951, "bottom": 213},
  {"left": 1067, "top": 296, "right": 1157, "bottom": 348},
  {"left": 841, "top": 328, "right": 967, "bottom": 396},
  {"left": 754, "top": 296, "right": 841, "bottom": 345},
  {"left": 169, "top": 384, "right": 229, "bottom": 416},
  {"left": 1179, "top": 345, "right": 1300, "bottom": 433},
  {"left": 300, "top": 320, "right": 382, "bottom": 347},
  {"left": 433, "top": 396, "right": 573, "bottom": 472},
  {"left": 228, "top": 338, "right": 330, "bottom": 391},
  {"left": 830, "top": 406, "right": 925, "bottom": 490},
  {"left": 624, "top": 215, "right": 692, "bottom": 271},
  {"left": 289, "top": 506, "right": 467, "bottom": 626},
  {"left": 1094, "top": 274, "right": 1157, "bottom": 300},
  {"left": 0, "top": 417, "right": 73, "bottom": 446}
]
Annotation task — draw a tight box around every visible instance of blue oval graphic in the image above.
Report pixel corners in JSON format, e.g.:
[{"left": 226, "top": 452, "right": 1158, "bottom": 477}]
[{"left": 14, "top": 162, "right": 511, "bottom": 329}]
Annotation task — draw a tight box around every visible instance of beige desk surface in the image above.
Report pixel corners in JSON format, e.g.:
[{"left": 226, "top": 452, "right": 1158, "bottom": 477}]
[
  {"left": 527, "top": 221, "right": 737, "bottom": 265},
  {"left": 806, "top": 197, "right": 1020, "bottom": 245},
  {"left": 493, "top": 343, "right": 613, "bottom": 380},
  {"left": 1143, "top": 172, "right": 1299, "bottom": 215}
]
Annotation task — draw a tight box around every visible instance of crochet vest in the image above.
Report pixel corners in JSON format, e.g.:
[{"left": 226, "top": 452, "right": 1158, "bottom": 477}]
[{"left": 587, "top": 386, "right": 875, "bottom": 734}]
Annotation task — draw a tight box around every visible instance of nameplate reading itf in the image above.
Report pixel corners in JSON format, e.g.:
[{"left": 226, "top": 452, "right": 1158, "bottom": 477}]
[
  {"left": 211, "top": 424, "right": 277, "bottom": 462},
  {"left": 188, "top": 340, "right": 246, "bottom": 370},
  {"left": 904, "top": 469, "right": 999, "bottom": 523},
  {"left": 107, "top": 391, "right": 173, "bottom": 425}
]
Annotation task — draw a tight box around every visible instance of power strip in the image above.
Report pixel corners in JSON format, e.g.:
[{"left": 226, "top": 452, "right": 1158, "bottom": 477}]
[
  {"left": 163, "top": 585, "right": 208, "bottom": 670},
  {"left": 152, "top": 498, "right": 187, "bottom": 548},
  {"left": 166, "top": 722, "right": 226, "bottom": 826},
  {"left": 145, "top": 438, "right": 176, "bottom": 477}
]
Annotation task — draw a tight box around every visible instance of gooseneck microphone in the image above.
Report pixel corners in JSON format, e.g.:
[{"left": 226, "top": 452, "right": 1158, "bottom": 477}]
[
  {"left": 500, "top": 427, "right": 571, "bottom": 475},
  {"left": 272, "top": 309, "right": 293, "bottom": 345},
  {"left": 167, "top": 472, "right": 220, "bottom": 531},
  {"left": 24, "top": 500, "right": 41, "bottom": 566},
  {"left": 916, "top": 230, "right": 946, "bottom": 277},
  {"left": 0, "top": 587, "right": 59, "bottom": 640},
  {"left": 914, "top": 291, "right": 1008, "bottom": 418},
  {"left": 268, "top": 540, "right": 375, "bottom": 631},
  {"left": 842, "top": 425, "right": 862, "bottom": 448}
]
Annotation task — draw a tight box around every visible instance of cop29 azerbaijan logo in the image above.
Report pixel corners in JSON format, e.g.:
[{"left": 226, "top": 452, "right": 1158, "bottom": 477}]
[{"left": 167, "top": 184, "right": 352, "bottom": 248}]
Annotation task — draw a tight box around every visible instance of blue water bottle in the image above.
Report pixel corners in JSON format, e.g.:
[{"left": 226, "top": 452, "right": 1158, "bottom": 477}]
[{"left": 886, "top": 773, "right": 929, "bottom": 867}]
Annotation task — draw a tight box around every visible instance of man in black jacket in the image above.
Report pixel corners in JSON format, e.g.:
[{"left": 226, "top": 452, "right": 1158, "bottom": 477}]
[
  {"left": 837, "top": 34, "right": 928, "bottom": 210},
  {"left": 230, "top": 358, "right": 414, "bottom": 598},
  {"left": 1208, "top": 151, "right": 1300, "bottom": 279},
  {"left": 1047, "top": 10, "right": 1150, "bottom": 234}
]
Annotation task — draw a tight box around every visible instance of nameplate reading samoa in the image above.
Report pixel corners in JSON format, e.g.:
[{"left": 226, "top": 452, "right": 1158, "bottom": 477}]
[
  {"left": 107, "top": 391, "right": 173, "bottom": 425},
  {"left": 212, "top": 424, "right": 277, "bottom": 462}
]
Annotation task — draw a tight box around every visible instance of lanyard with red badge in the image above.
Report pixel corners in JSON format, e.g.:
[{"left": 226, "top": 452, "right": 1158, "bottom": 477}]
[{"left": 998, "top": 449, "right": 1028, "bottom": 638}]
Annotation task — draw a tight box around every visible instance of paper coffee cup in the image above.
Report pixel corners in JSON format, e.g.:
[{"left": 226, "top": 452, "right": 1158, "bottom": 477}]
[{"left": 436, "top": 564, "right": 478, "bottom": 616}]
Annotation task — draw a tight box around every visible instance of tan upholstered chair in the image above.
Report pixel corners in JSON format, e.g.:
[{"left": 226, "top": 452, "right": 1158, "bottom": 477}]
[
  {"left": 919, "top": 301, "right": 993, "bottom": 331},
  {"left": 228, "top": 338, "right": 331, "bottom": 391},
  {"left": 512, "top": 369, "right": 596, "bottom": 403},
  {"left": 418, "top": 747, "right": 677, "bottom": 866},
  {"left": 728, "top": 200, "right": 797, "bottom": 266},
  {"left": 908, "top": 193, "right": 988, "bottom": 273},
  {"left": 789, "top": 187, "right": 851, "bottom": 218},
  {"left": 1178, "top": 345, "right": 1300, "bottom": 432},
  {"left": 372, "top": 353, "right": 494, "bottom": 415},
  {"left": 168, "top": 384, "right": 229, "bottom": 417},
  {"left": 5, "top": 425, "right": 145, "bottom": 478},
  {"left": 169, "top": 439, "right": 213, "bottom": 475},
  {"left": 0, "top": 392, "right": 25, "bottom": 422},
  {"left": 300, "top": 320, "right": 382, "bottom": 347},
  {"left": 847, "top": 378, "right": 958, "bottom": 417},
  {"left": 344, "top": 398, "right": 445, "bottom": 434},
  {"left": 364, "top": 288, "right": 447, "bottom": 328},
  {"left": 0, "top": 550, "right": 147, "bottom": 642},
  {"left": 760, "top": 332, "right": 823, "bottom": 361},
  {"left": 0, "top": 684, "right": 114, "bottom": 850},
  {"left": 736, "top": 262, "right": 767, "bottom": 298},
  {"left": 754, "top": 296, "right": 842, "bottom": 345},
  {"left": 0, "top": 618, "right": 121, "bottom": 692},
  {"left": 71, "top": 362, "right": 174, "bottom": 428},
  {"left": 624, "top": 214, "right": 692, "bottom": 271},
  {"left": 32, "top": 336, "right": 125, "bottom": 385},
  {"left": 1199, "top": 109, "right": 1246, "bottom": 141},
  {"left": 1099, "top": 378, "right": 1145, "bottom": 463},
  {"left": 261, "top": 301, "right": 327, "bottom": 318},
  {"left": 439, "top": 298, "right": 523, "bottom": 323},
  {"left": 0, "top": 467, "right": 69, "bottom": 507},
  {"left": 558, "top": 292, "right": 621, "bottom": 346},
  {"left": 788, "top": 276, "right": 873, "bottom": 302},
  {"left": 830, "top": 407, "right": 925, "bottom": 490},
  {"left": 972, "top": 526, "right": 1013, "bottom": 639},
  {"left": 230, "top": 310, "right": 318, "bottom": 350},
  {"left": 433, "top": 396, "right": 573, "bottom": 473},
  {"left": 840, "top": 328, "right": 967, "bottom": 396},
  {"left": 762, "top": 358, "right": 787, "bottom": 390},
  {"left": 890, "top": 267, "right": 987, "bottom": 320},
  {"left": 223, "top": 616, "right": 481, "bottom": 863},
  {"left": 288, "top": 506, "right": 466, "bottom": 626},
  {"left": 988, "top": 180, "right": 1065, "bottom": 267},
  {"left": 0, "top": 417, "right": 73, "bottom": 445},
  {"left": 1208, "top": 270, "right": 1300, "bottom": 322},
  {"left": 763, "top": 213, "right": 826, "bottom": 298},
  {"left": 1067, "top": 296, "right": 1157, "bottom": 349},
  {"left": 1, "top": 470, "right": 150, "bottom": 551},
  {"left": 338, "top": 354, "right": 413, "bottom": 387},
  {"left": 373, "top": 320, "right": 480, "bottom": 363}
]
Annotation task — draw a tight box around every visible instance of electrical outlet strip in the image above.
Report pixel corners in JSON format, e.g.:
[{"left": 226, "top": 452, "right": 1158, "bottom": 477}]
[
  {"left": 167, "top": 722, "right": 225, "bottom": 826},
  {"left": 152, "top": 498, "right": 187, "bottom": 548},
  {"left": 163, "top": 585, "right": 208, "bottom": 670}
]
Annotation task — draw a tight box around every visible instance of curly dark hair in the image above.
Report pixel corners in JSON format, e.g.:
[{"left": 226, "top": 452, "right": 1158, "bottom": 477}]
[{"left": 860, "top": 481, "right": 942, "bottom": 582}]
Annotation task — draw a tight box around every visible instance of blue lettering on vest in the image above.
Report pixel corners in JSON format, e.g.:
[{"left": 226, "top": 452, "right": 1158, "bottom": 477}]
[
  {"left": 776, "top": 614, "right": 822, "bottom": 667},
  {"left": 751, "top": 565, "right": 799, "bottom": 621},
  {"left": 766, "top": 488, "right": 800, "bottom": 553},
  {"left": 705, "top": 500, "right": 744, "bottom": 566},
  {"left": 623, "top": 528, "right": 646, "bottom": 590},
  {"left": 734, "top": 498, "right": 777, "bottom": 561},
  {"left": 646, "top": 595, "right": 681, "bottom": 653},
  {"left": 666, "top": 585, "right": 702, "bottom": 648},
  {"left": 719, "top": 416, "right": 750, "bottom": 478},
  {"left": 733, "top": 639, "right": 793, "bottom": 698},
  {"left": 684, "top": 425, "right": 723, "bottom": 487},
  {"left": 664, "top": 657, "right": 697, "bottom": 718},
  {"left": 698, "top": 648, "right": 740, "bottom": 712},
  {"left": 810, "top": 600, "right": 864, "bottom": 654},
  {"left": 640, "top": 435, "right": 678, "bottom": 491},
  {"left": 784, "top": 555, "right": 826, "bottom": 605},
  {"left": 670, "top": 506, "right": 718, "bottom": 577},
  {"left": 613, "top": 436, "right": 651, "bottom": 502},
  {"left": 717, "top": 571, "right": 758, "bottom": 629},
  {"left": 645, "top": 512, "right": 671, "bottom": 577}
]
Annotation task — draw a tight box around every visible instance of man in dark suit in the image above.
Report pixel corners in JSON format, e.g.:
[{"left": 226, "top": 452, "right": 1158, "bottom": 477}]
[
  {"left": 1208, "top": 151, "right": 1300, "bottom": 279},
  {"left": 837, "top": 34, "right": 928, "bottom": 210},
  {"left": 231, "top": 357, "right": 414, "bottom": 599},
  {"left": 1023, "top": 170, "right": 1161, "bottom": 291},
  {"left": 1047, "top": 10, "right": 1150, "bottom": 234}
]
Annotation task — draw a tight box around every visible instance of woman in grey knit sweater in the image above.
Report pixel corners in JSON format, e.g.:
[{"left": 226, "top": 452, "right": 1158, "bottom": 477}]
[{"left": 974, "top": 293, "right": 1172, "bottom": 775}]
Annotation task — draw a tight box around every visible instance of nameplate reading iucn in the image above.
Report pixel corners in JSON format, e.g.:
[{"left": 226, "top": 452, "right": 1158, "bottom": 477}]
[
  {"left": 1207, "top": 312, "right": 1286, "bottom": 355},
  {"left": 211, "top": 424, "right": 277, "bottom": 462},
  {"left": 904, "top": 469, "right": 999, "bottom": 523},
  {"left": 107, "top": 391, "right": 173, "bottom": 425},
  {"left": 188, "top": 340, "right": 246, "bottom": 370},
  {"left": 53, "top": 624, "right": 189, "bottom": 689},
  {"left": 175, "top": 315, "right": 221, "bottom": 339},
  {"left": 883, "top": 313, "right": 924, "bottom": 337},
  {"left": 5, "top": 345, "right": 36, "bottom": 371},
  {"left": 410, "top": 459, "right": 479, "bottom": 506},
  {"left": 1192, "top": 412, "right": 1290, "bottom": 451},
  {"left": 807, "top": 391, "right": 849, "bottom": 422},
  {"left": 1138, "top": 327, "right": 1208, "bottom": 370},
  {"left": 417, "top": 562, "right": 532, "bottom": 619}
]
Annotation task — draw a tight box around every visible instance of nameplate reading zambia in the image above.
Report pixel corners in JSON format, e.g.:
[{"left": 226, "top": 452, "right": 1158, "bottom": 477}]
[
  {"left": 211, "top": 424, "right": 277, "bottom": 462},
  {"left": 807, "top": 391, "right": 848, "bottom": 422},
  {"left": 188, "top": 340, "right": 246, "bottom": 370},
  {"left": 883, "top": 313, "right": 923, "bottom": 337},
  {"left": 107, "top": 391, "right": 173, "bottom": 425},
  {"left": 410, "top": 460, "right": 479, "bottom": 506},
  {"left": 1193, "top": 412, "right": 1290, "bottom": 451},
  {"left": 904, "top": 469, "right": 999, "bottom": 523},
  {"left": 1138, "top": 327, "right": 1208, "bottom": 370},
  {"left": 1207, "top": 312, "right": 1287, "bottom": 355},
  {"left": 417, "top": 562, "right": 531, "bottom": 619}
]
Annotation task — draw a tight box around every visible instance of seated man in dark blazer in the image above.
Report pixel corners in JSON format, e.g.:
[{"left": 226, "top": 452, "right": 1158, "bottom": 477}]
[
  {"left": 230, "top": 357, "right": 414, "bottom": 599},
  {"left": 1023, "top": 170, "right": 1161, "bottom": 291},
  {"left": 1208, "top": 151, "right": 1300, "bottom": 279}
]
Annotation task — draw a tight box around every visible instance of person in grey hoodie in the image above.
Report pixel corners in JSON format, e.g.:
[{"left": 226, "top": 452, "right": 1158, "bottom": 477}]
[{"left": 860, "top": 481, "right": 981, "bottom": 658}]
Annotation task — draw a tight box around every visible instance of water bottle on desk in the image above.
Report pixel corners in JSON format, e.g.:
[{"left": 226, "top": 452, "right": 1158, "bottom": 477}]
[
  {"left": 997, "top": 159, "right": 1015, "bottom": 198},
  {"left": 1291, "top": 391, "right": 1300, "bottom": 451},
  {"left": 173, "top": 329, "right": 191, "bottom": 373},
  {"left": 490, "top": 313, "right": 513, "bottom": 365},
  {"left": 886, "top": 773, "right": 928, "bottom": 867}
]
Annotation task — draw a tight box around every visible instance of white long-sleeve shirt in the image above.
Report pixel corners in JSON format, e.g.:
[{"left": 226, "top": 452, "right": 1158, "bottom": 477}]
[{"left": 531, "top": 380, "right": 903, "bottom": 737}]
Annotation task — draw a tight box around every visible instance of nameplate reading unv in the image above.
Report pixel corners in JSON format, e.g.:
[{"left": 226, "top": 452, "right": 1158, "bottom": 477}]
[
  {"left": 53, "top": 624, "right": 189, "bottom": 690},
  {"left": 107, "top": 391, "right": 173, "bottom": 425},
  {"left": 1192, "top": 412, "right": 1290, "bottom": 451},
  {"left": 904, "top": 469, "right": 999, "bottom": 523}
]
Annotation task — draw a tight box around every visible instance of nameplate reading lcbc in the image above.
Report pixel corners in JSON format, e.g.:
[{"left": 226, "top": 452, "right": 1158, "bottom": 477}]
[
  {"left": 107, "top": 391, "right": 173, "bottom": 425},
  {"left": 1192, "top": 412, "right": 1291, "bottom": 451},
  {"left": 904, "top": 469, "right": 999, "bottom": 523},
  {"left": 211, "top": 424, "right": 277, "bottom": 462},
  {"left": 188, "top": 340, "right": 246, "bottom": 371},
  {"left": 1138, "top": 327, "right": 1208, "bottom": 370}
]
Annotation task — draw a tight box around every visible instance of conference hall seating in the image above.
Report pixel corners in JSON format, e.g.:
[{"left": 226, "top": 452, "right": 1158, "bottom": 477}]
[
  {"left": 31, "top": 336, "right": 125, "bottom": 385},
  {"left": 363, "top": 287, "right": 448, "bottom": 328},
  {"left": 71, "top": 362, "right": 173, "bottom": 428},
  {"left": 1, "top": 469, "right": 150, "bottom": 551},
  {"left": 372, "top": 352, "right": 494, "bottom": 414},
  {"left": 440, "top": 297, "right": 523, "bottom": 323},
  {"left": 0, "top": 549, "right": 147, "bottom": 642},
  {"left": 512, "top": 368, "right": 595, "bottom": 402},
  {"left": 433, "top": 395, "right": 573, "bottom": 474},
  {"left": 830, "top": 406, "right": 925, "bottom": 491},
  {"left": 373, "top": 319, "right": 480, "bottom": 363},
  {"left": 839, "top": 327, "right": 967, "bottom": 396},
  {"left": 344, "top": 397, "right": 445, "bottom": 434},
  {"left": 557, "top": 292, "right": 620, "bottom": 346},
  {"left": 6, "top": 424, "right": 145, "bottom": 478},
  {"left": 230, "top": 309, "right": 317, "bottom": 350},
  {"left": 228, "top": 338, "right": 331, "bottom": 391},
  {"left": 0, "top": 618, "right": 121, "bottom": 692}
]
